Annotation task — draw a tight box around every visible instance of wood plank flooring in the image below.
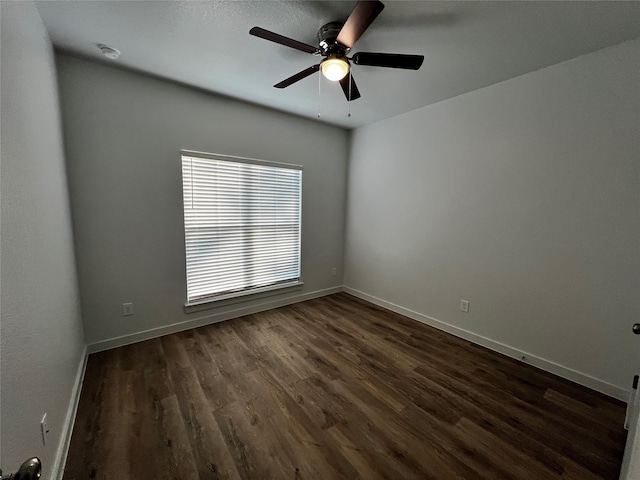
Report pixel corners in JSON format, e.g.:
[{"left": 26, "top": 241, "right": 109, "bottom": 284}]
[{"left": 64, "top": 293, "right": 627, "bottom": 479}]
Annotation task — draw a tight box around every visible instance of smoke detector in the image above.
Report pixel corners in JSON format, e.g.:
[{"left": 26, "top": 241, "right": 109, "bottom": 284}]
[{"left": 98, "top": 44, "right": 120, "bottom": 60}]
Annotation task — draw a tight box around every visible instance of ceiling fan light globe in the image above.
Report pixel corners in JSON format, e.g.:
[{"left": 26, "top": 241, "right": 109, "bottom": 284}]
[{"left": 321, "top": 58, "right": 349, "bottom": 81}]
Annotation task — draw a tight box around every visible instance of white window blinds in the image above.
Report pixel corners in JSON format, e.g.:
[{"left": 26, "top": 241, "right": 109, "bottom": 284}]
[{"left": 181, "top": 152, "right": 302, "bottom": 304}]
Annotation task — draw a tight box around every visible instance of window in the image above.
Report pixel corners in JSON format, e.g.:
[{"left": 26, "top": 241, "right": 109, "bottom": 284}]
[{"left": 181, "top": 151, "right": 302, "bottom": 305}]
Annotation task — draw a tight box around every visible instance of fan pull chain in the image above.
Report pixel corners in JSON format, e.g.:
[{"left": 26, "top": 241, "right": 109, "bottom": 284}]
[
  {"left": 317, "top": 71, "right": 322, "bottom": 118},
  {"left": 348, "top": 70, "right": 352, "bottom": 118}
]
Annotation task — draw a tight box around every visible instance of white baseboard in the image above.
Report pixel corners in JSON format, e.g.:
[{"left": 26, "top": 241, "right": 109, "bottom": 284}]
[
  {"left": 87, "top": 286, "right": 342, "bottom": 353},
  {"left": 51, "top": 346, "right": 88, "bottom": 480},
  {"left": 85, "top": 283, "right": 628, "bottom": 400},
  {"left": 343, "top": 286, "right": 628, "bottom": 402}
]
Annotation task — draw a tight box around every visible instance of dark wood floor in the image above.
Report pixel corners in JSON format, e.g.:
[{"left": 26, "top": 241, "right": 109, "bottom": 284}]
[{"left": 64, "top": 293, "right": 627, "bottom": 479}]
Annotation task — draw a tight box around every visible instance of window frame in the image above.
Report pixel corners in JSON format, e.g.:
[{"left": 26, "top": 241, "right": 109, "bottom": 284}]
[{"left": 180, "top": 149, "right": 303, "bottom": 308}]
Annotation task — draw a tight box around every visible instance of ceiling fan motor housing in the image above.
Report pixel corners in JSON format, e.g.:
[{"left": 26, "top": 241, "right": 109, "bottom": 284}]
[{"left": 317, "top": 22, "right": 350, "bottom": 57}]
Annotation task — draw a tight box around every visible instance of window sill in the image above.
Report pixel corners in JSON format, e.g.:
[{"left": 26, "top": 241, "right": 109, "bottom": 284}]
[{"left": 184, "top": 281, "right": 304, "bottom": 314}]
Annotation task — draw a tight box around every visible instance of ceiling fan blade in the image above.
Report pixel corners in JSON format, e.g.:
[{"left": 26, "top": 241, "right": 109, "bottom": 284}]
[
  {"left": 336, "top": 0, "right": 385, "bottom": 49},
  {"left": 250, "top": 27, "right": 319, "bottom": 54},
  {"left": 339, "top": 73, "right": 361, "bottom": 101},
  {"left": 352, "top": 52, "right": 424, "bottom": 70},
  {"left": 274, "top": 65, "right": 321, "bottom": 89}
]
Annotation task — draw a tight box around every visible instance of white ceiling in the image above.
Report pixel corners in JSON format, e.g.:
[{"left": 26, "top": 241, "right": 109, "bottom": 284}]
[{"left": 36, "top": 1, "right": 640, "bottom": 129}]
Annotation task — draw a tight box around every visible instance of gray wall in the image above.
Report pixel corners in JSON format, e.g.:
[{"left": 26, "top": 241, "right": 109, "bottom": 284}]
[
  {"left": 0, "top": 3, "right": 85, "bottom": 477},
  {"left": 56, "top": 55, "right": 349, "bottom": 346},
  {"left": 344, "top": 38, "right": 640, "bottom": 396}
]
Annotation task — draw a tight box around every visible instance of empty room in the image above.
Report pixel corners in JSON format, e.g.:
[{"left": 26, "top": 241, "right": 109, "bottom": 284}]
[{"left": 2, "top": 1, "right": 640, "bottom": 479}]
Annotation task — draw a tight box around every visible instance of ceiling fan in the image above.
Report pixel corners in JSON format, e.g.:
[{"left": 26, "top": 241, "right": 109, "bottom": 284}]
[{"left": 249, "top": 0, "right": 424, "bottom": 101}]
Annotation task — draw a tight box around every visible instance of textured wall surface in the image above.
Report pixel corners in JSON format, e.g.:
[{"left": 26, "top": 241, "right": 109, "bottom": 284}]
[
  {"left": 56, "top": 55, "right": 349, "bottom": 345},
  {"left": 344, "top": 38, "right": 640, "bottom": 395},
  {"left": 0, "top": 2, "right": 85, "bottom": 477}
]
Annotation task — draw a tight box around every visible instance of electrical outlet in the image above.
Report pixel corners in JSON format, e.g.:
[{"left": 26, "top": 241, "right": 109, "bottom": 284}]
[
  {"left": 331, "top": 267, "right": 337, "bottom": 276},
  {"left": 122, "top": 302, "right": 134, "bottom": 316},
  {"left": 460, "top": 299, "right": 470, "bottom": 313},
  {"left": 41, "top": 413, "right": 49, "bottom": 445}
]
